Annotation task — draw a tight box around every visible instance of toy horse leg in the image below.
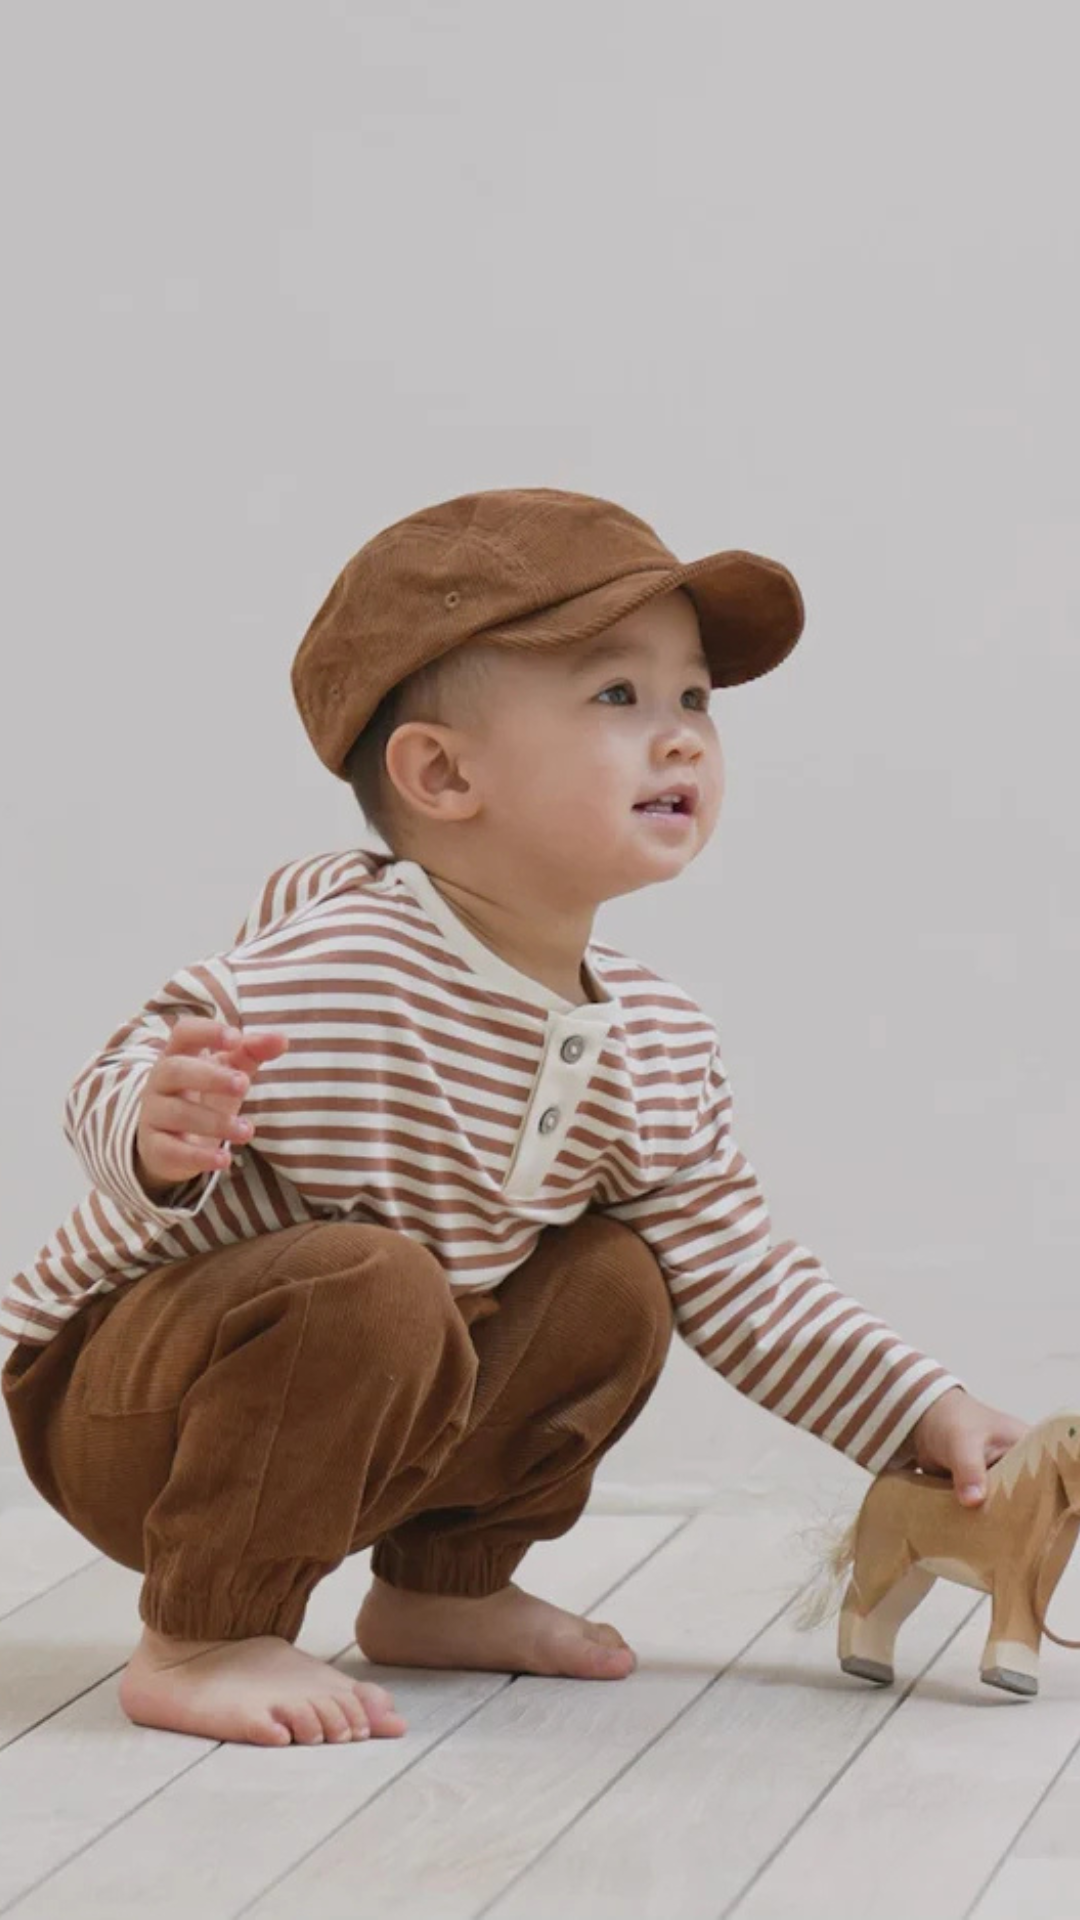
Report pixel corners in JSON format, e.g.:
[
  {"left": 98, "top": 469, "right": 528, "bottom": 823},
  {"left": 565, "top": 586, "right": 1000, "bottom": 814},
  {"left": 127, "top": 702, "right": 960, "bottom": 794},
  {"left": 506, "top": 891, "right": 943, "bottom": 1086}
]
[
  {"left": 981, "top": 1576, "right": 1041, "bottom": 1697},
  {"left": 838, "top": 1533, "right": 936, "bottom": 1687}
]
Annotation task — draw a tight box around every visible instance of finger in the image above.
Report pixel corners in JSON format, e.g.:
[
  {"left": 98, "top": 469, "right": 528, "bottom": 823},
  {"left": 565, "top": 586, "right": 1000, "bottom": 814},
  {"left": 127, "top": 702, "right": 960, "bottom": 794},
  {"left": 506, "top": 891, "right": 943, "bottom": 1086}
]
[
  {"left": 218, "top": 1027, "right": 289, "bottom": 1061},
  {"left": 137, "top": 1130, "right": 230, "bottom": 1181},
  {"left": 163, "top": 1018, "right": 242, "bottom": 1058},
  {"left": 209, "top": 1031, "right": 289, "bottom": 1086},
  {"left": 951, "top": 1446, "right": 987, "bottom": 1505},
  {"left": 150, "top": 1094, "right": 254, "bottom": 1144},
  {"left": 154, "top": 1056, "right": 251, "bottom": 1109}
]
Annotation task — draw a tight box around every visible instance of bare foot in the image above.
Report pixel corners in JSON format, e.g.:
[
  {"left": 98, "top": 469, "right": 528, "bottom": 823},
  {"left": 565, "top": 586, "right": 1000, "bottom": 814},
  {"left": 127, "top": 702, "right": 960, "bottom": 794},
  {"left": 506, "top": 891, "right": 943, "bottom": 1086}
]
[
  {"left": 355, "top": 1577, "right": 636, "bottom": 1680},
  {"left": 119, "top": 1626, "right": 409, "bottom": 1747}
]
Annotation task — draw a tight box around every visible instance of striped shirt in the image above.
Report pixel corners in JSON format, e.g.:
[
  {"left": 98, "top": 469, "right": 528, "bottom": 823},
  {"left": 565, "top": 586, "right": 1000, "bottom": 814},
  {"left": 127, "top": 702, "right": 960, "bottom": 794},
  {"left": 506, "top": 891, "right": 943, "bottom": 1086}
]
[{"left": 1, "top": 847, "right": 961, "bottom": 1472}]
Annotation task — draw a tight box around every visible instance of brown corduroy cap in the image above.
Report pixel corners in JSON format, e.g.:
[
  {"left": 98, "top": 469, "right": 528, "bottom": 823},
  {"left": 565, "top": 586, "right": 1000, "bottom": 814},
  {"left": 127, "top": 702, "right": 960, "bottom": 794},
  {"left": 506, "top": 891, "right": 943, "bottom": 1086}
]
[{"left": 291, "top": 487, "right": 805, "bottom": 780}]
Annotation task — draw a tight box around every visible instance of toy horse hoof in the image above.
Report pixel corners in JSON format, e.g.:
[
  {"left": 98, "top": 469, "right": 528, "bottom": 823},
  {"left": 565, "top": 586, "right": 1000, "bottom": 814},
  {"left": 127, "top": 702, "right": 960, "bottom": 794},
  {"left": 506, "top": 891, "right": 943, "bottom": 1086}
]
[
  {"left": 982, "top": 1665, "right": 1038, "bottom": 1698},
  {"left": 840, "top": 1655, "right": 894, "bottom": 1687}
]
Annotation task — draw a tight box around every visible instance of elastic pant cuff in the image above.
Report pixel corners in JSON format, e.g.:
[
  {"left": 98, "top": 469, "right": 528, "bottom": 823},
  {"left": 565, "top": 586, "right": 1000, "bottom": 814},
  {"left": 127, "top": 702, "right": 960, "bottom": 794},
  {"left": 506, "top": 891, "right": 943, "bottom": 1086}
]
[
  {"left": 138, "top": 1555, "right": 326, "bottom": 1643},
  {"left": 370, "top": 1534, "right": 528, "bottom": 1597}
]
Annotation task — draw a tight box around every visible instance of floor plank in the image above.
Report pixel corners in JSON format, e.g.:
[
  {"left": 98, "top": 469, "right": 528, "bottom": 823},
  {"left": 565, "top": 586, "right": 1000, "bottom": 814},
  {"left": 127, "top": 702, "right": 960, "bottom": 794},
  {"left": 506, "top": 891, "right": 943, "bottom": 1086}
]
[
  {"left": 486, "top": 1566, "right": 980, "bottom": 1918},
  {"left": 0, "top": 1506, "right": 101, "bottom": 1618},
  {"left": 0, "top": 1514, "right": 680, "bottom": 1919},
  {"left": 730, "top": 1563, "right": 1080, "bottom": 1920},
  {"left": 966, "top": 1735, "right": 1080, "bottom": 1917},
  {"left": 969, "top": 1856, "right": 1080, "bottom": 1920},
  {"left": 6, "top": 1487, "right": 1080, "bottom": 1920},
  {"left": 0, "top": 1557, "right": 144, "bottom": 1748},
  {"left": 0, "top": 1544, "right": 385, "bottom": 1912},
  {"left": 239, "top": 1508, "right": 817, "bottom": 1920}
]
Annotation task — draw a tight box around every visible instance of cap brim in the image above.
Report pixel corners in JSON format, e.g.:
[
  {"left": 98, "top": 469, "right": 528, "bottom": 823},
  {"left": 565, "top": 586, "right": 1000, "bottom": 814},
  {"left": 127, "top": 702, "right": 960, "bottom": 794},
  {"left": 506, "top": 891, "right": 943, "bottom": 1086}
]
[{"left": 475, "top": 548, "right": 804, "bottom": 686}]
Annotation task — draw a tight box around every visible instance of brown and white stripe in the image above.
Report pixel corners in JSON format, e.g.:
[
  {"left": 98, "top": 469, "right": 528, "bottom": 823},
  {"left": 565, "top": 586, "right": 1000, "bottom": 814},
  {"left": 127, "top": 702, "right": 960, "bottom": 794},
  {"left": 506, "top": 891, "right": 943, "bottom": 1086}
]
[{"left": 1, "top": 847, "right": 961, "bottom": 1472}]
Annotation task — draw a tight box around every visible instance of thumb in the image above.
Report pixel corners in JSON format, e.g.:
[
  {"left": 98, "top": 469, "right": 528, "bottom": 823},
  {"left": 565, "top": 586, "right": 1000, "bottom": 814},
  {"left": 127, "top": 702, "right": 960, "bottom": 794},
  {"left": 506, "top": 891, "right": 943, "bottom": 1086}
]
[{"left": 951, "top": 1445, "right": 987, "bottom": 1507}]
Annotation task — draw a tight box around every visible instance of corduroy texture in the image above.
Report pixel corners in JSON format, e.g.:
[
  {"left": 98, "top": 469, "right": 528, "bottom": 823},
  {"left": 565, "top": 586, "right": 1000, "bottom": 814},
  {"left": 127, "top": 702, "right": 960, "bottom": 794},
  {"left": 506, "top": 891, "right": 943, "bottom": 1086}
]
[
  {"left": 290, "top": 486, "right": 806, "bottom": 778},
  {"left": 2, "top": 1211, "right": 673, "bottom": 1642}
]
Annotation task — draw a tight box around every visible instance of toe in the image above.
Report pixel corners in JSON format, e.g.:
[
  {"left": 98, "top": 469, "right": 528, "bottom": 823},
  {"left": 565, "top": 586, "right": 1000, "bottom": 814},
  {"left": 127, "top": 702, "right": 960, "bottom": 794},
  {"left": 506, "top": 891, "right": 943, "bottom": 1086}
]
[
  {"left": 595, "top": 1643, "right": 635, "bottom": 1676},
  {"left": 545, "top": 1627, "right": 634, "bottom": 1680},
  {"left": 254, "top": 1716, "right": 292, "bottom": 1746},
  {"left": 317, "top": 1697, "right": 355, "bottom": 1743},
  {"left": 280, "top": 1701, "right": 325, "bottom": 1745},
  {"left": 354, "top": 1681, "right": 407, "bottom": 1737},
  {"left": 578, "top": 1635, "right": 635, "bottom": 1679},
  {"left": 335, "top": 1690, "right": 372, "bottom": 1740},
  {"left": 357, "top": 1679, "right": 396, "bottom": 1714},
  {"left": 586, "top": 1622, "right": 636, "bottom": 1669},
  {"left": 588, "top": 1620, "right": 630, "bottom": 1650},
  {"left": 381, "top": 1714, "right": 408, "bottom": 1737}
]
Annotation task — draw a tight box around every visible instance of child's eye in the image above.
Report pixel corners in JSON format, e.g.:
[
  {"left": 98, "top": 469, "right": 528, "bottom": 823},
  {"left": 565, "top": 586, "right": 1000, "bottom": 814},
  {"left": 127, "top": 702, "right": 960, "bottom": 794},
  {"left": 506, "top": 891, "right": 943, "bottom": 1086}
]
[{"left": 597, "top": 681, "right": 711, "bottom": 710}]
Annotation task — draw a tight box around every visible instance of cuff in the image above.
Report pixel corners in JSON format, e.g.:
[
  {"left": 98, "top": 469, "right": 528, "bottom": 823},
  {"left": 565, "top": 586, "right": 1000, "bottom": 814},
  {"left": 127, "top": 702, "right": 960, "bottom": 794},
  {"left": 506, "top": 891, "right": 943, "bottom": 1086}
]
[
  {"left": 861, "top": 1371, "right": 965, "bottom": 1476},
  {"left": 104, "top": 1066, "right": 224, "bottom": 1222}
]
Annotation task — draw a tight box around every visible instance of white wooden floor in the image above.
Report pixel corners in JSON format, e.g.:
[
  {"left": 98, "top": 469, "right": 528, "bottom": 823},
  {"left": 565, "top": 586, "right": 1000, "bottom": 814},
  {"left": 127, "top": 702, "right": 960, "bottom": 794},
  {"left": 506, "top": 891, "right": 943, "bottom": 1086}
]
[{"left": 3, "top": 1491, "right": 1080, "bottom": 1920}]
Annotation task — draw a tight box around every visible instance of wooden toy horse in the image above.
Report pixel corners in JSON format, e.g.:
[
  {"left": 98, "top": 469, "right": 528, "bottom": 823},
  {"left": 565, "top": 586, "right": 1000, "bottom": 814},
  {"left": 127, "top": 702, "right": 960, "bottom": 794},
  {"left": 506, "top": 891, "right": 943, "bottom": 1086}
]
[{"left": 799, "top": 1411, "right": 1080, "bottom": 1697}]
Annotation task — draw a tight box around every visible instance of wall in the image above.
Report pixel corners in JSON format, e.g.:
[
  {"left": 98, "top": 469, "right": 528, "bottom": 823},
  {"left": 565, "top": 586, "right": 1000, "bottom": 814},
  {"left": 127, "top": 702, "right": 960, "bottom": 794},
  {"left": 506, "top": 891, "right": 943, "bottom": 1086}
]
[{"left": 3, "top": 0, "right": 1078, "bottom": 1516}]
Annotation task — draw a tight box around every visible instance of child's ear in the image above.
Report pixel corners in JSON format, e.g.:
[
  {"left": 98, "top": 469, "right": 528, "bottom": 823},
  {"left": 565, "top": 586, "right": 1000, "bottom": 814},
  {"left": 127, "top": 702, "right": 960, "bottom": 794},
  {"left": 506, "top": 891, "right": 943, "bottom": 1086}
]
[{"left": 384, "top": 722, "right": 480, "bottom": 823}]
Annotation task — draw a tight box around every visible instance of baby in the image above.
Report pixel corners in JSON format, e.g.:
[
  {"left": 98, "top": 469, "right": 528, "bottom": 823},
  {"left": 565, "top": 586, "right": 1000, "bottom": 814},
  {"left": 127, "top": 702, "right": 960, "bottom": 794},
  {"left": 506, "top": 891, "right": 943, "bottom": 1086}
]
[{"left": 1, "top": 486, "right": 1027, "bottom": 1748}]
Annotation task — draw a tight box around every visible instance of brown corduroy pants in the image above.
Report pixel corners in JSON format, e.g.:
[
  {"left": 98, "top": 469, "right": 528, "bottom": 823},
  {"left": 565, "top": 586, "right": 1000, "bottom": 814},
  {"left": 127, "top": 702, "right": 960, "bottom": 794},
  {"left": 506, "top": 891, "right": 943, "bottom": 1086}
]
[{"left": 1, "top": 1211, "right": 673, "bottom": 1643}]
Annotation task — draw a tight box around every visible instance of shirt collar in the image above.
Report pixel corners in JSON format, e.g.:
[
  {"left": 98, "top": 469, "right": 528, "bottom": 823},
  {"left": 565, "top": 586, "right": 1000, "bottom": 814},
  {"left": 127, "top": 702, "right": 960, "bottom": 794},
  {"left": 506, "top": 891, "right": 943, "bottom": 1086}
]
[{"left": 387, "top": 859, "right": 616, "bottom": 1017}]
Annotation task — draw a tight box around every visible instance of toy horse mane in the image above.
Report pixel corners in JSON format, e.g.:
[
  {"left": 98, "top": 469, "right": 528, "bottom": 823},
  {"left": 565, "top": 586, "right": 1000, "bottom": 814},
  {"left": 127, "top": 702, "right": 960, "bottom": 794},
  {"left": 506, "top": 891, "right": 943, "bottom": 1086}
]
[{"left": 987, "top": 1415, "right": 1080, "bottom": 1503}]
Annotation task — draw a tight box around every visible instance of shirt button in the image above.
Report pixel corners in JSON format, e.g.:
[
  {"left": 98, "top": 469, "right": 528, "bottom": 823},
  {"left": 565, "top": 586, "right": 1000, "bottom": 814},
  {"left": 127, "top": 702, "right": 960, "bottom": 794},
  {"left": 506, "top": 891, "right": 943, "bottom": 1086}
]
[
  {"left": 560, "top": 1036, "right": 585, "bottom": 1063},
  {"left": 539, "top": 1106, "right": 561, "bottom": 1135}
]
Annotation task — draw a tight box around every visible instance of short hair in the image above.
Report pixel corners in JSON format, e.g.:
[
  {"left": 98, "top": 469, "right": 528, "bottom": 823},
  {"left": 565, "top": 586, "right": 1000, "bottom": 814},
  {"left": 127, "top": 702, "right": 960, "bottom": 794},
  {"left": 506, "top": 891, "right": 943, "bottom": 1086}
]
[{"left": 343, "top": 642, "right": 502, "bottom": 852}]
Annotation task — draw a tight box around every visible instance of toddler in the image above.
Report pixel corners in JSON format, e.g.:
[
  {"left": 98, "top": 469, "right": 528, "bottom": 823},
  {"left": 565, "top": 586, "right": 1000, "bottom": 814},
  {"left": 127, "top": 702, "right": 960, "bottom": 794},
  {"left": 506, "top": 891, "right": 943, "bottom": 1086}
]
[{"left": 1, "top": 486, "right": 1027, "bottom": 1748}]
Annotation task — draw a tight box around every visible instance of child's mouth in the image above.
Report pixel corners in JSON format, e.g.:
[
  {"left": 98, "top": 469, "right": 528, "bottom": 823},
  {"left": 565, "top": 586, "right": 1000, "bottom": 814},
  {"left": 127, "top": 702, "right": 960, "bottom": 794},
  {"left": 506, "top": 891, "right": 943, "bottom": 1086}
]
[
  {"left": 633, "top": 800, "right": 694, "bottom": 830},
  {"left": 633, "top": 788, "right": 696, "bottom": 818}
]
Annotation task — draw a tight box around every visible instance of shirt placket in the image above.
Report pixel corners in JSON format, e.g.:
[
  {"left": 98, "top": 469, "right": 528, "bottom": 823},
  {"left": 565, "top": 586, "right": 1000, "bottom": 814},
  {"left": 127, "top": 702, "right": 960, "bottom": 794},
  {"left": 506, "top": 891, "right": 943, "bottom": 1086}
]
[{"left": 501, "top": 1011, "right": 614, "bottom": 1202}]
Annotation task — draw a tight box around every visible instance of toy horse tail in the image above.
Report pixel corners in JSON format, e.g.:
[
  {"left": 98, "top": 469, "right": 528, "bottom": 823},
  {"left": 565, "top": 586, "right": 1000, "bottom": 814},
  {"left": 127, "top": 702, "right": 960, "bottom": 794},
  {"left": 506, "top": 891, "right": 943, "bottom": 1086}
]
[{"left": 789, "top": 1509, "right": 861, "bottom": 1632}]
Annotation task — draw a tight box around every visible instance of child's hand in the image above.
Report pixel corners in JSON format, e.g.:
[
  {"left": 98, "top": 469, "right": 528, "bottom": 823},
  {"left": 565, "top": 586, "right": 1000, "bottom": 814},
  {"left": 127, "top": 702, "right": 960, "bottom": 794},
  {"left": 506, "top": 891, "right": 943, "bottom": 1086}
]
[
  {"left": 908, "top": 1386, "right": 1030, "bottom": 1506},
  {"left": 134, "top": 1016, "right": 289, "bottom": 1197}
]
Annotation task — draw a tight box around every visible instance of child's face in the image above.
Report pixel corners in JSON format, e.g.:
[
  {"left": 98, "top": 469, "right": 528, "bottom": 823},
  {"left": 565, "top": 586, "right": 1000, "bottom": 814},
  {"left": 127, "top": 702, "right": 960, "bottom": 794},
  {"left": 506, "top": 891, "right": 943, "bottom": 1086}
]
[{"left": 455, "top": 587, "right": 725, "bottom": 900}]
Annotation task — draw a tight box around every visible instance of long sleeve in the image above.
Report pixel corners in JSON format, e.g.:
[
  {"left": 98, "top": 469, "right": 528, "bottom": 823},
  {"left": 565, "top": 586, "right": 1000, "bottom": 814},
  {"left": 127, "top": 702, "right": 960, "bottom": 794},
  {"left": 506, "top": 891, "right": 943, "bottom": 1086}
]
[
  {"left": 604, "top": 1041, "right": 963, "bottom": 1475},
  {"left": 57, "top": 852, "right": 372, "bottom": 1231},
  {"left": 61, "top": 953, "right": 241, "bottom": 1224}
]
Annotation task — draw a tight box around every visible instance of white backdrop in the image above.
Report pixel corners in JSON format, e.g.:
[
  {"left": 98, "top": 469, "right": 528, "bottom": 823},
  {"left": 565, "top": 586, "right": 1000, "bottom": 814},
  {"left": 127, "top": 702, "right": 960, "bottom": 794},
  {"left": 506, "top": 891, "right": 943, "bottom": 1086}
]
[{"left": 3, "top": 0, "right": 1078, "bottom": 1517}]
